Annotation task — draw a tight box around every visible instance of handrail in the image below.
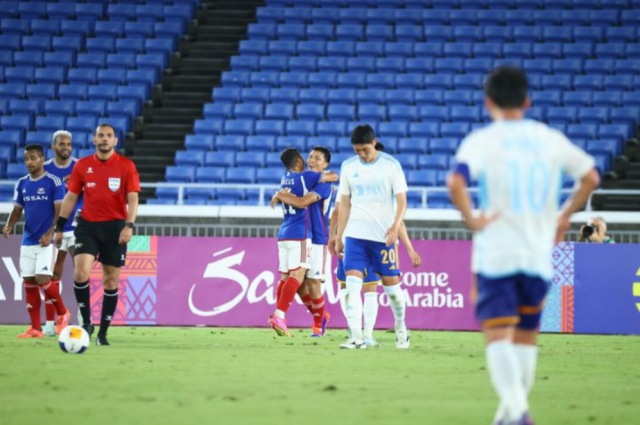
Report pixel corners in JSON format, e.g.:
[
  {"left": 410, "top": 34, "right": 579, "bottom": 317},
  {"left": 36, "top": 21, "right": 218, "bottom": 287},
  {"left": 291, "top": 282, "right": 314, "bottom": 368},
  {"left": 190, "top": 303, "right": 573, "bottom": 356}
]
[{"left": 2, "top": 180, "right": 640, "bottom": 209}]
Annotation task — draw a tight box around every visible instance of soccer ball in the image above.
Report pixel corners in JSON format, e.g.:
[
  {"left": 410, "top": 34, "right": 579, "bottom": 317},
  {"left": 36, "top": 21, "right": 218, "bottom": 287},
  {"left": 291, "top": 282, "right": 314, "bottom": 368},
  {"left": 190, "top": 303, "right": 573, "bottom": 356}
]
[{"left": 58, "top": 325, "right": 90, "bottom": 354}]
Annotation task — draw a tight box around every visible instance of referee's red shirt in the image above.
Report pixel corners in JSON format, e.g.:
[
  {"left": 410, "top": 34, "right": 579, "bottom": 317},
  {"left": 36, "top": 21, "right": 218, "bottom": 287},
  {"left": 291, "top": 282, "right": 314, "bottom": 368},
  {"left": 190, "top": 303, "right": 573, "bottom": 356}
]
[{"left": 68, "top": 152, "right": 141, "bottom": 222}]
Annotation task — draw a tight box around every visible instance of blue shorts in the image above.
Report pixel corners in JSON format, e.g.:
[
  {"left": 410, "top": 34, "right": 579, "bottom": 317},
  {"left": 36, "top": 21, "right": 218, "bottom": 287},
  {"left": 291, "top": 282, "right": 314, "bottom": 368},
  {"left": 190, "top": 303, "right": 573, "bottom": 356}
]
[
  {"left": 337, "top": 258, "right": 381, "bottom": 285},
  {"left": 475, "top": 273, "right": 550, "bottom": 330},
  {"left": 343, "top": 237, "right": 401, "bottom": 278}
]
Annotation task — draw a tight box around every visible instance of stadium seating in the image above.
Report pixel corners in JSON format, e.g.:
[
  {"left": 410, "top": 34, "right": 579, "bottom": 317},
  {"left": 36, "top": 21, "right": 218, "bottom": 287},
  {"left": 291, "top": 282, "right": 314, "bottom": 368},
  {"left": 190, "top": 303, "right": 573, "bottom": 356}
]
[{"left": 0, "top": 0, "right": 196, "bottom": 180}]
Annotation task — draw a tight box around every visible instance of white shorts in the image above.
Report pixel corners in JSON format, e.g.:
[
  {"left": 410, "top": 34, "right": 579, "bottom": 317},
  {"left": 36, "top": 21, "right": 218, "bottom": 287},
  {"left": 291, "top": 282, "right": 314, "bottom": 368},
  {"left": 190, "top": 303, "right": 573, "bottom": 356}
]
[
  {"left": 306, "top": 244, "right": 328, "bottom": 281},
  {"left": 59, "top": 231, "right": 76, "bottom": 252},
  {"left": 277, "top": 239, "right": 312, "bottom": 274},
  {"left": 20, "top": 244, "right": 56, "bottom": 278}
]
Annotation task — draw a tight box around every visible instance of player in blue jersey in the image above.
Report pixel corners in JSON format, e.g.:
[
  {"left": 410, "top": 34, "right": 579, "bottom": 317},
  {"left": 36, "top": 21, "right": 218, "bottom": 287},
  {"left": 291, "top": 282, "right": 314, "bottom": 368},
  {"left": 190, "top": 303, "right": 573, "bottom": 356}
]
[
  {"left": 268, "top": 148, "right": 337, "bottom": 337},
  {"left": 42, "top": 130, "right": 82, "bottom": 336},
  {"left": 271, "top": 146, "right": 336, "bottom": 337},
  {"left": 3, "top": 145, "right": 70, "bottom": 338},
  {"left": 448, "top": 67, "right": 599, "bottom": 425}
]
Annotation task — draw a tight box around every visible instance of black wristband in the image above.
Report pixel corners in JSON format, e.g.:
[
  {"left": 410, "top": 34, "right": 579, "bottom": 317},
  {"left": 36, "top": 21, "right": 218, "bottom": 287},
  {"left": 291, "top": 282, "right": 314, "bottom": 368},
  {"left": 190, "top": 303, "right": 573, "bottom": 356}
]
[
  {"left": 125, "top": 222, "right": 135, "bottom": 229},
  {"left": 55, "top": 217, "right": 68, "bottom": 232}
]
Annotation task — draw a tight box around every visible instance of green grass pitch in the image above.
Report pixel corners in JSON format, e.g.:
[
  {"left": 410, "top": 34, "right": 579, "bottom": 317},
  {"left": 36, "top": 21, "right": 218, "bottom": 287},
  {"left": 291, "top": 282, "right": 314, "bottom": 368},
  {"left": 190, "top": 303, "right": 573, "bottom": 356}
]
[{"left": 1, "top": 326, "right": 639, "bottom": 425}]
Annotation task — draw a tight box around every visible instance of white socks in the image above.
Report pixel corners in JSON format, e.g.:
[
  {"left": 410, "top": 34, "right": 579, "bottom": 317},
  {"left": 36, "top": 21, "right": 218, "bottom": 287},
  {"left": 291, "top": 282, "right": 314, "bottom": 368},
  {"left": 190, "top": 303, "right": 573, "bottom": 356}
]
[
  {"left": 383, "top": 283, "right": 406, "bottom": 331},
  {"left": 363, "top": 292, "right": 379, "bottom": 341},
  {"left": 338, "top": 287, "right": 348, "bottom": 319},
  {"left": 486, "top": 340, "right": 529, "bottom": 423},
  {"left": 493, "top": 343, "right": 539, "bottom": 422},
  {"left": 345, "top": 275, "right": 364, "bottom": 342},
  {"left": 514, "top": 344, "right": 538, "bottom": 394}
]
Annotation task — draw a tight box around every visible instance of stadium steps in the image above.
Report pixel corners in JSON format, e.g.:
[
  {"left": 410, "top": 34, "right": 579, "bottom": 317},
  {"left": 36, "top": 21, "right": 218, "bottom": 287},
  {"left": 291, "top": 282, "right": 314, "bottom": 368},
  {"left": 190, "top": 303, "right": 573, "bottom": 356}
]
[
  {"left": 129, "top": 0, "right": 261, "bottom": 203},
  {"left": 596, "top": 135, "right": 640, "bottom": 211}
]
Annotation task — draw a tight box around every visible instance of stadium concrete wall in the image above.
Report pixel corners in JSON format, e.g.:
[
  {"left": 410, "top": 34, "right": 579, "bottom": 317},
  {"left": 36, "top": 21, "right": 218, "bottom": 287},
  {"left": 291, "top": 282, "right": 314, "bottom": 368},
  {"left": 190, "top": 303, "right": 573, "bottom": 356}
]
[{"left": 1, "top": 237, "right": 638, "bottom": 335}]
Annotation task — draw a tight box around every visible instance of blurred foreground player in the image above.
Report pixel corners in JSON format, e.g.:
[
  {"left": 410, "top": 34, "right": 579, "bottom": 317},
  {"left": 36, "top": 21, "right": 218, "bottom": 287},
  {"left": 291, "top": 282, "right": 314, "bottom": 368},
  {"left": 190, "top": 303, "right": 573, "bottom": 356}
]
[
  {"left": 3, "top": 145, "right": 70, "bottom": 338},
  {"left": 448, "top": 67, "right": 599, "bottom": 425},
  {"left": 54, "top": 124, "right": 140, "bottom": 346},
  {"left": 42, "top": 130, "right": 83, "bottom": 336}
]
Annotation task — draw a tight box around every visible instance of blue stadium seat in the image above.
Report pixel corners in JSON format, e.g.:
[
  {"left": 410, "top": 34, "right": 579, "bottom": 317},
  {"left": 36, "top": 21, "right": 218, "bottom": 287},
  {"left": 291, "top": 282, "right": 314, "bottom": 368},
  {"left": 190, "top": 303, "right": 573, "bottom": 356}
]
[
  {"left": 286, "top": 120, "right": 316, "bottom": 137},
  {"left": 441, "top": 123, "right": 470, "bottom": 139},
  {"left": 579, "top": 108, "right": 609, "bottom": 125},
  {"left": 288, "top": 56, "right": 317, "bottom": 72},
  {"left": 563, "top": 43, "right": 594, "bottom": 60},
  {"left": 306, "top": 24, "right": 334, "bottom": 41},
  {"left": 542, "top": 75, "right": 572, "bottom": 90},
  {"left": 196, "top": 167, "right": 226, "bottom": 183},
  {"left": 246, "top": 135, "right": 276, "bottom": 152},
  {"left": 430, "top": 138, "right": 459, "bottom": 155},
  {"left": 424, "top": 26, "right": 452, "bottom": 42},
  {"left": 563, "top": 92, "right": 593, "bottom": 107},
  {"left": 76, "top": 100, "right": 106, "bottom": 118},
  {"left": 226, "top": 167, "right": 257, "bottom": 184},
  {"left": 484, "top": 26, "right": 512, "bottom": 43},
  {"left": 335, "top": 24, "right": 364, "bottom": 41},
  {"left": 406, "top": 58, "right": 434, "bottom": 74},
  {"left": 283, "top": 8, "right": 312, "bottom": 24},
  {"left": 7, "top": 163, "right": 26, "bottom": 179},
  {"left": 530, "top": 90, "right": 562, "bottom": 106},
  {"left": 398, "top": 138, "right": 428, "bottom": 154},
  {"left": 278, "top": 24, "right": 306, "bottom": 41},
  {"left": 233, "top": 103, "right": 264, "bottom": 120},
  {"left": 355, "top": 41, "right": 385, "bottom": 57},
  {"left": 317, "top": 57, "right": 345, "bottom": 73},
  {"left": 236, "top": 152, "right": 266, "bottom": 168},
  {"left": 204, "top": 151, "right": 235, "bottom": 167},
  {"left": 328, "top": 89, "right": 357, "bottom": 104},
  {"left": 595, "top": 43, "right": 626, "bottom": 59},
  {"left": 0, "top": 130, "right": 21, "bottom": 148},
  {"left": 296, "top": 104, "right": 325, "bottom": 121},
  {"left": 166, "top": 166, "right": 196, "bottom": 183},
  {"left": 256, "top": 120, "right": 286, "bottom": 136},
  {"left": 185, "top": 135, "right": 215, "bottom": 151},
  {"left": 606, "top": 27, "right": 637, "bottom": 43},
  {"left": 176, "top": 151, "right": 205, "bottom": 167},
  {"left": 396, "top": 26, "right": 424, "bottom": 42},
  {"left": 241, "top": 88, "right": 270, "bottom": 103},
  {"left": 477, "top": 10, "right": 506, "bottom": 25},
  {"left": 450, "top": 106, "right": 481, "bottom": 123},
  {"left": 68, "top": 69, "right": 97, "bottom": 85},
  {"left": 415, "top": 90, "right": 443, "bottom": 106},
  {"left": 270, "top": 88, "right": 299, "bottom": 103},
  {"left": 573, "top": 27, "right": 604, "bottom": 43},
  {"left": 194, "top": 120, "right": 224, "bottom": 136},
  {"left": 211, "top": 103, "right": 243, "bottom": 121},
  {"left": 419, "top": 154, "right": 449, "bottom": 170},
  {"left": 409, "top": 122, "right": 439, "bottom": 138},
  {"left": 216, "top": 135, "right": 246, "bottom": 151},
  {"left": 547, "top": 107, "right": 578, "bottom": 125},
  {"left": 357, "top": 89, "right": 385, "bottom": 105},
  {"left": 256, "top": 167, "right": 282, "bottom": 184},
  {"left": 394, "top": 154, "right": 418, "bottom": 170},
  {"left": 266, "top": 152, "right": 283, "bottom": 167},
  {"left": 395, "top": 74, "right": 424, "bottom": 90},
  {"left": 359, "top": 104, "right": 387, "bottom": 121},
  {"left": 567, "top": 124, "right": 598, "bottom": 140},
  {"left": 224, "top": 120, "right": 255, "bottom": 137},
  {"left": 610, "top": 108, "right": 640, "bottom": 127},
  {"left": 299, "top": 88, "right": 328, "bottom": 104},
  {"left": 389, "top": 105, "right": 418, "bottom": 122},
  {"left": 443, "top": 91, "right": 473, "bottom": 106},
  {"left": 317, "top": 121, "right": 347, "bottom": 137},
  {"left": 598, "top": 124, "right": 630, "bottom": 142},
  {"left": 425, "top": 75, "right": 453, "bottom": 90},
  {"left": 328, "top": 104, "right": 356, "bottom": 121},
  {"left": 385, "top": 90, "right": 414, "bottom": 105},
  {"left": 279, "top": 72, "right": 307, "bottom": 88}
]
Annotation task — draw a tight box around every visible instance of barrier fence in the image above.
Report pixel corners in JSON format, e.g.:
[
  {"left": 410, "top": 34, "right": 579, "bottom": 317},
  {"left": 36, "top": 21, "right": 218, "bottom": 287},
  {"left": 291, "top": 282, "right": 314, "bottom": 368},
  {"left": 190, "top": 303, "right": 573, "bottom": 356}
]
[{"left": 1, "top": 237, "right": 638, "bottom": 335}]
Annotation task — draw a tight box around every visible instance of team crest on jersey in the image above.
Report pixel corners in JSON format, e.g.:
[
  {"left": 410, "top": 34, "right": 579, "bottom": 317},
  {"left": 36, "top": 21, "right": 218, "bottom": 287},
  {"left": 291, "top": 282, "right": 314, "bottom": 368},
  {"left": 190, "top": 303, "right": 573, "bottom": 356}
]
[
  {"left": 87, "top": 167, "right": 94, "bottom": 174},
  {"left": 108, "top": 178, "right": 121, "bottom": 192},
  {"left": 37, "top": 187, "right": 45, "bottom": 195}
]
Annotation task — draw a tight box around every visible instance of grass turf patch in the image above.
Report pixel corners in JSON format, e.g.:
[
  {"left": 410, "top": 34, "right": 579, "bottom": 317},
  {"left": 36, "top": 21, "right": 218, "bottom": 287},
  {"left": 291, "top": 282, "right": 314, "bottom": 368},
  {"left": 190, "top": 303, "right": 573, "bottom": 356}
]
[{"left": 1, "top": 326, "right": 639, "bottom": 425}]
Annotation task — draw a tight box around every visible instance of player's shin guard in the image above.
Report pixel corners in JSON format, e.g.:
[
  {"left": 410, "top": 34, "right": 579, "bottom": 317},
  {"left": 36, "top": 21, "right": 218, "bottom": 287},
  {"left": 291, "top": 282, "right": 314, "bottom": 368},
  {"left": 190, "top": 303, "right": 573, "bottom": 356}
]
[
  {"left": 74, "top": 280, "right": 91, "bottom": 325},
  {"left": 311, "top": 296, "right": 325, "bottom": 328},
  {"left": 514, "top": 344, "right": 538, "bottom": 394},
  {"left": 99, "top": 288, "right": 118, "bottom": 337},
  {"left": 345, "top": 276, "right": 364, "bottom": 342},
  {"left": 41, "top": 280, "right": 67, "bottom": 315},
  {"left": 363, "top": 292, "right": 379, "bottom": 341},
  {"left": 338, "top": 287, "right": 348, "bottom": 319},
  {"left": 383, "top": 283, "right": 406, "bottom": 331},
  {"left": 44, "top": 280, "right": 56, "bottom": 323},
  {"left": 275, "top": 277, "right": 301, "bottom": 317},
  {"left": 275, "top": 279, "right": 286, "bottom": 303},
  {"left": 486, "top": 340, "right": 529, "bottom": 423},
  {"left": 24, "top": 281, "right": 42, "bottom": 330}
]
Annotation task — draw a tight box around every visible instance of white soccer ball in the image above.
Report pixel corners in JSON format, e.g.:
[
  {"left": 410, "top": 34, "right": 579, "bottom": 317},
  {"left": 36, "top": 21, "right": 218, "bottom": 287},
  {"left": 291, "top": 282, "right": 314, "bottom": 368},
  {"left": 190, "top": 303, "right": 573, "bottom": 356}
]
[{"left": 58, "top": 325, "right": 90, "bottom": 354}]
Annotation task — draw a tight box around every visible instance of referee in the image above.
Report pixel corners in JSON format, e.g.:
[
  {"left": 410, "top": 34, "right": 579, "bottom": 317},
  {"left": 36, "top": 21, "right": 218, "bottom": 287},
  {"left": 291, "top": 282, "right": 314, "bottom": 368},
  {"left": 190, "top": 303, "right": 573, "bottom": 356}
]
[{"left": 54, "top": 124, "right": 140, "bottom": 346}]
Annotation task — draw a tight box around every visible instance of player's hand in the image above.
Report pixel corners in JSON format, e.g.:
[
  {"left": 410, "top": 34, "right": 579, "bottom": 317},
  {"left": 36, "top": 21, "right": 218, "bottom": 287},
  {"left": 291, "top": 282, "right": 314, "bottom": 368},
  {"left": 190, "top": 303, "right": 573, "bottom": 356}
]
[
  {"left": 336, "top": 238, "right": 345, "bottom": 259},
  {"left": 39, "top": 230, "right": 53, "bottom": 247},
  {"left": 119, "top": 227, "right": 133, "bottom": 244},
  {"left": 408, "top": 249, "right": 422, "bottom": 268},
  {"left": 328, "top": 237, "right": 338, "bottom": 257},
  {"left": 555, "top": 212, "right": 571, "bottom": 244},
  {"left": 53, "top": 231, "right": 63, "bottom": 248},
  {"left": 270, "top": 193, "right": 279, "bottom": 209},
  {"left": 2, "top": 225, "right": 11, "bottom": 239},
  {"left": 464, "top": 213, "right": 499, "bottom": 232},
  {"left": 385, "top": 225, "right": 400, "bottom": 246}
]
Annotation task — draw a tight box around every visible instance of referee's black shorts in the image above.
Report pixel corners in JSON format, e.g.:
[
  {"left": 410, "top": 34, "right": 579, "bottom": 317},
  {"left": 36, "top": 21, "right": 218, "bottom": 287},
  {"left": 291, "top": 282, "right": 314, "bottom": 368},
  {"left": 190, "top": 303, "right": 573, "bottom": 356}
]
[{"left": 74, "top": 218, "right": 127, "bottom": 268}]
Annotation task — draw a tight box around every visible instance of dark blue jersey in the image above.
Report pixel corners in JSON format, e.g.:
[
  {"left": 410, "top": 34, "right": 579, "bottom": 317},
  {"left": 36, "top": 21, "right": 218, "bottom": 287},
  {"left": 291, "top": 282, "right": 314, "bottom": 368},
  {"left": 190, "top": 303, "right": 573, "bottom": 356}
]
[
  {"left": 12, "top": 173, "right": 65, "bottom": 246},
  {"left": 277, "top": 170, "right": 322, "bottom": 240},
  {"left": 44, "top": 157, "right": 83, "bottom": 231},
  {"left": 309, "top": 182, "right": 337, "bottom": 245}
]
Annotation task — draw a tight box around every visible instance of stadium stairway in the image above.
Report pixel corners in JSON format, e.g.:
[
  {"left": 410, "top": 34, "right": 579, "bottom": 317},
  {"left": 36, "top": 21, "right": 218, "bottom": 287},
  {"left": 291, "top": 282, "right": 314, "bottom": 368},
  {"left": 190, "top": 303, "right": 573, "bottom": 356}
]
[
  {"left": 598, "top": 134, "right": 640, "bottom": 210},
  {"left": 129, "top": 0, "right": 262, "bottom": 202}
]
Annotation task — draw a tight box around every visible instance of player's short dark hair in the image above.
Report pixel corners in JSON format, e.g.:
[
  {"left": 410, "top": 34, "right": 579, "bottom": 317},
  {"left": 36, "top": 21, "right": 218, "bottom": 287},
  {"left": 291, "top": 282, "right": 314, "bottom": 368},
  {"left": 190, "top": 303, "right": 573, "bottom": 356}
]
[
  {"left": 280, "top": 147, "right": 303, "bottom": 170},
  {"left": 484, "top": 66, "right": 529, "bottom": 109},
  {"left": 95, "top": 123, "right": 117, "bottom": 136},
  {"left": 310, "top": 146, "right": 331, "bottom": 164},
  {"left": 351, "top": 124, "right": 376, "bottom": 145},
  {"left": 24, "top": 144, "right": 44, "bottom": 157},
  {"left": 374, "top": 142, "right": 385, "bottom": 152}
]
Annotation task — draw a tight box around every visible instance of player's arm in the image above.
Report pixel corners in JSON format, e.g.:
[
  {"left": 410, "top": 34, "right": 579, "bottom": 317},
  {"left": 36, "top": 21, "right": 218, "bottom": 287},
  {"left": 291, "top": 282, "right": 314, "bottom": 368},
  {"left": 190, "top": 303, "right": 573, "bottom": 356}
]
[
  {"left": 40, "top": 202, "right": 61, "bottom": 247},
  {"left": 276, "top": 191, "right": 320, "bottom": 209},
  {"left": 556, "top": 169, "right": 600, "bottom": 243},
  {"left": 119, "top": 191, "right": 139, "bottom": 244},
  {"left": 398, "top": 221, "right": 422, "bottom": 268},
  {"left": 386, "top": 192, "right": 407, "bottom": 246},
  {"left": 2, "top": 205, "right": 23, "bottom": 239},
  {"left": 335, "top": 194, "right": 351, "bottom": 255},
  {"left": 54, "top": 191, "right": 79, "bottom": 247},
  {"left": 328, "top": 202, "right": 340, "bottom": 256},
  {"left": 448, "top": 168, "right": 496, "bottom": 231},
  {"left": 319, "top": 171, "right": 339, "bottom": 183}
]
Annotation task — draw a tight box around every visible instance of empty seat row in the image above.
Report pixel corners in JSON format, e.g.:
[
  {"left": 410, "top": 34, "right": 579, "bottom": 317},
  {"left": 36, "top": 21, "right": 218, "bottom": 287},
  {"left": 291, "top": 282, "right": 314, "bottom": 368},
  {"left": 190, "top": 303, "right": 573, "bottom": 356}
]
[
  {"left": 249, "top": 23, "right": 640, "bottom": 43},
  {"left": 0, "top": 51, "right": 167, "bottom": 72},
  {"left": 238, "top": 39, "right": 640, "bottom": 59},
  {"left": 0, "top": 82, "right": 150, "bottom": 102},
  {"left": 256, "top": 6, "right": 638, "bottom": 26},
  {"left": 0, "top": 19, "right": 185, "bottom": 39},
  {"left": 0, "top": 66, "right": 158, "bottom": 86},
  {"left": 0, "top": 115, "right": 130, "bottom": 137}
]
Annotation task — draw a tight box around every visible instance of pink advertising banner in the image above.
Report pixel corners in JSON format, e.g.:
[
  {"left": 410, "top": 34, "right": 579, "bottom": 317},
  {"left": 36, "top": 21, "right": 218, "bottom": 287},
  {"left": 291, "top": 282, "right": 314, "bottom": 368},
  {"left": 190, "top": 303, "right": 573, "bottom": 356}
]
[{"left": 156, "top": 237, "right": 478, "bottom": 331}]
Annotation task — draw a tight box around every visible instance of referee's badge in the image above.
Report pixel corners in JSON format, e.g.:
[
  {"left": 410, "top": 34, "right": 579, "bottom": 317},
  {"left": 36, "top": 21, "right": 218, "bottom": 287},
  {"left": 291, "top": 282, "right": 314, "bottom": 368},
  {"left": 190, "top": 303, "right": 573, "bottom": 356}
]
[{"left": 108, "top": 178, "right": 121, "bottom": 192}]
